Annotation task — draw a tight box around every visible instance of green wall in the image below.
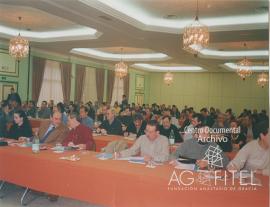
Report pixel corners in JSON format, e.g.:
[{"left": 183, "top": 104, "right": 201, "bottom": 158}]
[
  {"left": 148, "top": 72, "right": 269, "bottom": 114},
  {"left": 0, "top": 41, "right": 149, "bottom": 104},
  {"left": 128, "top": 68, "right": 149, "bottom": 104},
  {"left": 0, "top": 46, "right": 30, "bottom": 101}
]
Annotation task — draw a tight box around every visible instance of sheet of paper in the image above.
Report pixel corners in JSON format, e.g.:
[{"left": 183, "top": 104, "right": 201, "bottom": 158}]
[{"left": 96, "top": 153, "right": 113, "bottom": 160}]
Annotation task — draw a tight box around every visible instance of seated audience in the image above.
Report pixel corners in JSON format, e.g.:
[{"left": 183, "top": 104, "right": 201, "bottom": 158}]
[
  {"left": 227, "top": 121, "right": 269, "bottom": 176},
  {"left": 100, "top": 109, "right": 123, "bottom": 135},
  {"left": 124, "top": 113, "right": 146, "bottom": 138},
  {"left": 172, "top": 126, "right": 229, "bottom": 169},
  {"left": 79, "top": 105, "right": 94, "bottom": 129},
  {"left": 26, "top": 100, "right": 37, "bottom": 118},
  {"left": 62, "top": 113, "right": 95, "bottom": 150},
  {"left": 38, "top": 101, "right": 51, "bottom": 119},
  {"left": 200, "top": 108, "right": 214, "bottom": 127},
  {"left": 118, "top": 120, "right": 169, "bottom": 162},
  {"left": 7, "top": 110, "right": 33, "bottom": 140},
  {"left": 159, "top": 115, "right": 182, "bottom": 143}
]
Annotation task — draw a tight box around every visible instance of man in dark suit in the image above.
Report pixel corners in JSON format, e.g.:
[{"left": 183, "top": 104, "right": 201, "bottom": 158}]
[
  {"left": 100, "top": 109, "right": 123, "bottom": 135},
  {"left": 37, "top": 111, "right": 69, "bottom": 145},
  {"left": 124, "top": 113, "right": 146, "bottom": 138}
]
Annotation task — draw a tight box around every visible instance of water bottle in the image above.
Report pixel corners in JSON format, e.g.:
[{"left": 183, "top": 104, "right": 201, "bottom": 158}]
[
  {"left": 169, "top": 129, "right": 175, "bottom": 145},
  {"left": 32, "top": 133, "right": 40, "bottom": 153}
]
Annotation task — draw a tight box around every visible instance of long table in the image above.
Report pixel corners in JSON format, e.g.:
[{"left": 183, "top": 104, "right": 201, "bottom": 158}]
[{"left": 0, "top": 146, "right": 268, "bottom": 207}]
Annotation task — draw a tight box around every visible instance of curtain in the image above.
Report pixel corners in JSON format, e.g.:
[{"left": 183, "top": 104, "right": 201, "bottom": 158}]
[
  {"left": 123, "top": 74, "right": 130, "bottom": 99},
  {"left": 82, "top": 67, "right": 97, "bottom": 103},
  {"left": 60, "top": 62, "right": 72, "bottom": 103},
  {"left": 111, "top": 76, "right": 124, "bottom": 106},
  {"left": 95, "top": 69, "right": 105, "bottom": 104},
  {"left": 37, "top": 60, "right": 64, "bottom": 106},
  {"left": 75, "top": 64, "right": 86, "bottom": 103},
  {"left": 106, "top": 70, "right": 115, "bottom": 105},
  {"left": 32, "top": 56, "right": 46, "bottom": 102}
]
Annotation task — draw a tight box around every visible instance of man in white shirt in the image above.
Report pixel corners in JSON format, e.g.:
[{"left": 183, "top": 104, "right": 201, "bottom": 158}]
[
  {"left": 117, "top": 120, "right": 169, "bottom": 163},
  {"left": 227, "top": 121, "right": 269, "bottom": 176}
]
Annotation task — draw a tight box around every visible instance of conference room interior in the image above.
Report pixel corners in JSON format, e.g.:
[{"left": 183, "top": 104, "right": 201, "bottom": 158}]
[{"left": 0, "top": 0, "right": 269, "bottom": 207}]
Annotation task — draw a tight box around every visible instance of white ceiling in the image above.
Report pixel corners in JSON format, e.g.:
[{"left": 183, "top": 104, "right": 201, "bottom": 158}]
[
  {"left": 0, "top": 0, "right": 268, "bottom": 72},
  {"left": 0, "top": 4, "right": 80, "bottom": 31}
]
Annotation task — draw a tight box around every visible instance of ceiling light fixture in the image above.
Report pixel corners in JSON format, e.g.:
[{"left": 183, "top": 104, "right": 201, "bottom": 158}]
[
  {"left": 236, "top": 43, "right": 252, "bottom": 80},
  {"left": 115, "top": 48, "right": 128, "bottom": 79},
  {"left": 257, "top": 72, "right": 268, "bottom": 88},
  {"left": 9, "top": 17, "right": 29, "bottom": 61},
  {"left": 183, "top": 0, "right": 209, "bottom": 54},
  {"left": 164, "top": 72, "right": 174, "bottom": 86}
]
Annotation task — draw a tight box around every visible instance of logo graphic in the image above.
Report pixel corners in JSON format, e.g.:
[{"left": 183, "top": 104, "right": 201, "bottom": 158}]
[
  {"left": 197, "top": 171, "right": 212, "bottom": 186},
  {"left": 202, "top": 145, "right": 223, "bottom": 168}
]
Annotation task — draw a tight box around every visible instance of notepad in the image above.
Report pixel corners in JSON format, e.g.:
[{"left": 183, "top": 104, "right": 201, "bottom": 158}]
[{"left": 96, "top": 153, "right": 113, "bottom": 160}]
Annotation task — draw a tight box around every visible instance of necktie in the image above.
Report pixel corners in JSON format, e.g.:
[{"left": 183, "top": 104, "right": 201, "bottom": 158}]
[{"left": 40, "top": 126, "right": 55, "bottom": 143}]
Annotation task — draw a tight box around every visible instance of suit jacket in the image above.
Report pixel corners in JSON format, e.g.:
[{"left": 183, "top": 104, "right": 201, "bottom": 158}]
[
  {"left": 7, "top": 122, "right": 33, "bottom": 140},
  {"left": 100, "top": 118, "right": 123, "bottom": 135},
  {"left": 126, "top": 121, "right": 146, "bottom": 138},
  {"left": 38, "top": 120, "right": 69, "bottom": 145}
]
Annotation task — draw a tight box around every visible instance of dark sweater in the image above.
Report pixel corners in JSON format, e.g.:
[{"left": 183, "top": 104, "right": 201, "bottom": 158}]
[
  {"left": 126, "top": 121, "right": 147, "bottom": 138},
  {"left": 100, "top": 118, "right": 123, "bottom": 135},
  {"left": 7, "top": 122, "right": 33, "bottom": 140}
]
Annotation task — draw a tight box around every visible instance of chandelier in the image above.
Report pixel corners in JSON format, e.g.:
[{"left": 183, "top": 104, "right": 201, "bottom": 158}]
[
  {"left": 236, "top": 44, "right": 252, "bottom": 80},
  {"left": 164, "top": 72, "right": 173, "bottom": 85},
  {"left": 257, "top": 72, "right": 268, "bottom": 88},
  {"left": 9, "top": 17, "right": 29, "bottom": 61},
  {"left": 183, "top": 0, "right": 209, "bottom": 54},
  {"left": 115, "top": 48, "right": 128, "bottom": 79}
]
